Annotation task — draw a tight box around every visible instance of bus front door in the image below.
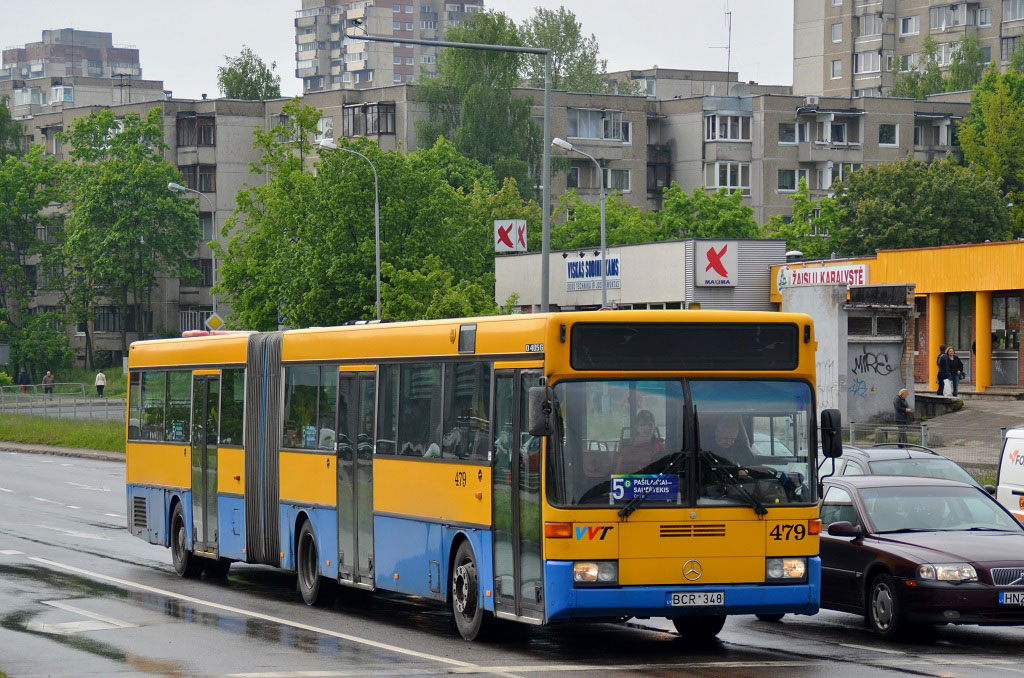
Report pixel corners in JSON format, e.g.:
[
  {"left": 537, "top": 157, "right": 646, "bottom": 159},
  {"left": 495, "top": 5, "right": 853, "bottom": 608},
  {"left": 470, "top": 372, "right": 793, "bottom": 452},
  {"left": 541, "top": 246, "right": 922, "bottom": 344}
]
[
  {"left": 191, "top": 373, "right": 220, "bottom": 555},
  {"left": 336, "top": 371, "right": 376, "bottom": 589},
  {"left": 493, "top": 370, "right": 544, "bottom": 623}
]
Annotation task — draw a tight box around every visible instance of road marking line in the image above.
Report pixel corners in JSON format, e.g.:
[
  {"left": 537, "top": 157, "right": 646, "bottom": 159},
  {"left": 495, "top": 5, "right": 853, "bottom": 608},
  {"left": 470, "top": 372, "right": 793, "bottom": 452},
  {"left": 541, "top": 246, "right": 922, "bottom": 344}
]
[
  {"left": 35, "top": 525, "right": 109, "bottom": 541},
  {"left": 64, "top": 481, "right": 111, "bottom": 493},
  {"left": 42, "top": 599, "right": 136, "bottom": 628},
  {"left": 103, "top": 513, "right": 122, "bottom": 518},
  {"left": 66, "top": 506, "right": 80, "bottom": 510},
  {"left": 0, "top": 487, "right": 12, "bottom": 493},
  {"left": 0, "top": 550, "right": 24, "bottom": 555},
  {"left": 31, "top": 496, "right": 61, "bottom": 504},
  {"left": 839, "top": 643, "right": 905, "bottom": 654},
  {"left": 60, "top": 463, "right": 72, "bottom": 467},
  {"left": 26, "top": 619, "right": 117, "bottom": 635},
  {"left": 29, "top": 557, "right": 474, "bottom": 669}
]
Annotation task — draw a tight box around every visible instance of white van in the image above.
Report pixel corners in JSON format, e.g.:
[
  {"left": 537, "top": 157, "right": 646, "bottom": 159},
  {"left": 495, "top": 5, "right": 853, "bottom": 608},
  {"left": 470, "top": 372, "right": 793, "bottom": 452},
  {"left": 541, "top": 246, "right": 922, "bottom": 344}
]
[{"left": 997, "top": 429, "right": 1024, "bottom": 523}]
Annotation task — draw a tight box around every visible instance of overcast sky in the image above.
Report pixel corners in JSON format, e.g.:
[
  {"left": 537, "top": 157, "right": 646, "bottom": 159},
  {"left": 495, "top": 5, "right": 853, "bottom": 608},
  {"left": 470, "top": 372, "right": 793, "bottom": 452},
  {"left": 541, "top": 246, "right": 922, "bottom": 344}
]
[{"left": 0, "top": 0, "right": 794, "bottom": 100}]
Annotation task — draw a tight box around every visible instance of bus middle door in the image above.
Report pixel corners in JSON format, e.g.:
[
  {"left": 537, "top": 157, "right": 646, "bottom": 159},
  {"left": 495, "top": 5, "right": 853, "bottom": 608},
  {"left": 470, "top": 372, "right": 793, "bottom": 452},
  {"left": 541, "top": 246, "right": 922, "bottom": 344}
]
[
  {"left": 336, "top": 369, "right": 376, "bottom": 589},
  {"left": 191, "top": 371, "right": 220, "bottom": 555}
]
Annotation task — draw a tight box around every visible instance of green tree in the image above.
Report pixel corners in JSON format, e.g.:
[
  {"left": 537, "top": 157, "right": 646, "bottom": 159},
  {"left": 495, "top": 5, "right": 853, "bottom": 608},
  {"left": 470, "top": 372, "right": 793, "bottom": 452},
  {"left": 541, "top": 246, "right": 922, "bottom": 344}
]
[
  {"left": 549, "top": 190, "right": 661, "bottom": 249},
  {"left": 382, "top": 255, "right": 497, "bottom": 320},
  {"left": 217, "top": 46, "right": 281, "bottom": 100},
  {"left": 4, "top": 310, "right": 72, "bottom": 381},
  {"left": 946, "top": 35, "right": 987, "bottom": 92},
  {"left": 763, "top": 178, "right": 841, "bottom": 259},
  {"left": 520, "top": 6, "right": 609, "bottom": 93},
  {"left": 61, "top": 108, "right": 201, "bottom": 356},
  {"left": 659, "top": 183, "right": 761, "bottom": 239},
  {"left": 890, "top": 36, "right": 985, "bottom": 98},
  {"left": 416, "top": 11, "right": 540, "bottom": 198},
  {"left": 0, "top": 96, "right": 23, "bottom": 159},
  {"left": 828, "top": 157, "right": 1012, "bottom": 255}
]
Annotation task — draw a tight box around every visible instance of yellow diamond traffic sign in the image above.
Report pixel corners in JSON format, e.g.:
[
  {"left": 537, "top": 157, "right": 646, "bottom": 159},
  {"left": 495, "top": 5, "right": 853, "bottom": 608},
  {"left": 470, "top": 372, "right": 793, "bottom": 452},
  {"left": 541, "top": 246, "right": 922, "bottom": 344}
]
[{"left": 205, "top": 313, "right": 224, "bottom": 331}]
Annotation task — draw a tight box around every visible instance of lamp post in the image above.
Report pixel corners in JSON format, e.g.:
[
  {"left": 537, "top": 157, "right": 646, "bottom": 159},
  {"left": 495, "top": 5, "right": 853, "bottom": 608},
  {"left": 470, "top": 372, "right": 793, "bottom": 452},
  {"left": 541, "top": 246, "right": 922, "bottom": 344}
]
[
  {"left": 551, "top": 137, "right": 607, "bottom": 308},
  {"left": 168, "top": 181, "right": 218, "bottom": 317},
  {"left": 346, "top": 30, "right": 553, "bottom": 312},
  {"left": 318, "top": 139, "right": 381, "bottom": 321}
]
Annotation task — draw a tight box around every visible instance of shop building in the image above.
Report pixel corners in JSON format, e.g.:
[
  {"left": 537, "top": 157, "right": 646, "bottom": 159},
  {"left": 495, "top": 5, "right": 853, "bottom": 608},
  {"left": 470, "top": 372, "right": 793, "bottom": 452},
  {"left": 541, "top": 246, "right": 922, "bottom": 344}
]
[
  {"left": 495, "top": 239, "right": 787, "bottom": 312},
  {"left": 771, "top": 241, "right": 1024, "bottom": 393}
]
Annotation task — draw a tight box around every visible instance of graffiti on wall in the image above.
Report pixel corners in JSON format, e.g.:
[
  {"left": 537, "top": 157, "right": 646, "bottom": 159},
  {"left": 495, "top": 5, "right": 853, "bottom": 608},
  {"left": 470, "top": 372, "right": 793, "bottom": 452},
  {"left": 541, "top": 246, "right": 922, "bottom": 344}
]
[
  {"left": 851, "top": 347, "right": 897, "bottom": 376},
  {"left": 849, "top": 376, "right": 868, "bottom": 398}
]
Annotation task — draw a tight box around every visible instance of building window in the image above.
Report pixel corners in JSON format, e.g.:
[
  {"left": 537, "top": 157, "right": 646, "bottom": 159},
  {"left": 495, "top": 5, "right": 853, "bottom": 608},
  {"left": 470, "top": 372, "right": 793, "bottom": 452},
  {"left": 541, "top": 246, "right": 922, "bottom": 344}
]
[
  {"left": 180, "top": 165, "right": 216, "bottom": 193},
  {"left": 1005, "top": 0, "right": 1024, "bottom": 22},
  {"left": 394, "top": 74, "right": 402, "bottom": 82},
  {"left": 421, "top": 54, "right": 436, "bottom": 63},
  {"left": 878, "top": 123, "right": 898, "bottom": 146},
  {"left": 393, "top": 3, "right": 401, "bottom": 11},
  {"left": 315, "top": 116, "right": 334, "bottom": 143},
  {"left": 974, "top": 7, "right": 992, "bottom": 26},
  {"left": 833, "top": 0, "right": 842, "bottom": 5},
  {"left": 899, "top": 53, "right": 920, "bottom": 71},
  {"left": 189, "top": 258, "right": 214, "bottom": 287},
  {"left": 945, "top": 292, "right": 974, "bottom": 350},
  {"left": 50, "top": 85, "right": 73, "bottom": 103},
  {"left": 936, "top": 42, "right": 954, "bottom": 66},
  {"left": 566, "top": 166, "right": 580, "bottom": 189},
  {"left": 832, "top": 60, "right": 843, "bottom": 78},
  {"left": 858, "top": 14, "right": 883, "bottom": 38},
  {"left": 406, "top": 56, "right": 414, "bottom": 65},
  {"left": 854, "top": 50, "right": 881, "bottom": 73},
  {"left": 779, "top": 122, "right": 809, "bottom": 144},
  {"left": 981, "top": 45, "right": 992, "bottom": 63},
  {"left": 567, "top": 108, "right": 629, "bottom": 141},
  {"left": 1003, "top": 36, "right": 1020, "bottom": 61},
  {"left": 712, "top": 161, "right": 751, "bottom": 194},
  {"left": 405, "top": 22, "right": 413, "bottom": 30},
  {"left": 778, "top": 168, "right": 809, "bottom": 192},
  {"left": 831, "top": 122, "right": 847, "bottom": 144},
  {"left": 177, "top": 115, "right": 215, "bottom": 147},
  {"left": 832, "top": 23, "right": 843, "bottom": 42},
  {"left": 704, "top": 114, "right": 751, "bottom": 141},
  {"left": 830, "top": 162, "right": 863, "bottom": 184},
  {"left": 421, "top": 20, "right": 437, "bottom": 29},
  {"left": 603, "top": 168, "right": 630, "bottom": 192},
  {"left": 393, "top": 20, "right": 401, "bottom": 30},
  {"left": 199, "top": 212, "right": 214, "bottom": 241},
  {"left": 930, "top": 4, "right": 966, "bottom": 31},
  {"left": 992, "top": 293, "right": 1021, "bottom": 350},
  {"left": 405, "top": 4, "right": 413, "bottom": 12},
  {"left": 900, "top": 15, "right": 920, "bottom": 35},
  {"left": 394, "top": 55, "right": 402, "bottom": 64},
  {"left": 342, "top": 103, "right": 397, "bottom": 136}
]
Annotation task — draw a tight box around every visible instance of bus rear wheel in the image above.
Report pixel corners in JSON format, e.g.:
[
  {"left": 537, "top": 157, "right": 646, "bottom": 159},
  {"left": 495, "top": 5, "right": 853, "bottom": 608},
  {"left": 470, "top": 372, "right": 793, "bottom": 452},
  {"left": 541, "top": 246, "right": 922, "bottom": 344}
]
[
  {"left": 171, "top": 503, "right": 201, "bottom": 578},
  {"left": 451, "top": 540, "right": 491, "bottom": 641},
  {"left": 297, "top": 521, "right": 335, "bottom": 607},
  {"left": 671, "top": 614, "right": 726, "bottom": 641}
]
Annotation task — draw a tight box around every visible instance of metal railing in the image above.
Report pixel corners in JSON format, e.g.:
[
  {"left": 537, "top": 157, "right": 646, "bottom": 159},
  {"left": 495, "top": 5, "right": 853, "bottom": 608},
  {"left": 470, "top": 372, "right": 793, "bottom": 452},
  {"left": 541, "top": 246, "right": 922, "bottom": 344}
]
[
  {"left": 0, "top": 384, "right": 124, "bottom": 421},
  {"left": 844, "top": 421, "right": 1002, "bottom": 467}
]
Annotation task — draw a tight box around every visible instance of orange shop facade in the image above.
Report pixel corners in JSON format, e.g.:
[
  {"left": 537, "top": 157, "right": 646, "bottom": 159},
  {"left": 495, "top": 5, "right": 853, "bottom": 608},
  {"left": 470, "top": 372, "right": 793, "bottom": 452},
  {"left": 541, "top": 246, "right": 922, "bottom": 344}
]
[{"left": 770, "top": 241, "right": 1024, "bottom": 392}]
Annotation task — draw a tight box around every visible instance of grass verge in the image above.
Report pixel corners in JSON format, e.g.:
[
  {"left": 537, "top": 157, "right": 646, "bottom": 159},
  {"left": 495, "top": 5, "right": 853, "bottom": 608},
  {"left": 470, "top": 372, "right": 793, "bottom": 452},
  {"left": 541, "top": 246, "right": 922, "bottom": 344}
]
[{"left": 0, "top": 414, "right": 123, "bottom": 453}]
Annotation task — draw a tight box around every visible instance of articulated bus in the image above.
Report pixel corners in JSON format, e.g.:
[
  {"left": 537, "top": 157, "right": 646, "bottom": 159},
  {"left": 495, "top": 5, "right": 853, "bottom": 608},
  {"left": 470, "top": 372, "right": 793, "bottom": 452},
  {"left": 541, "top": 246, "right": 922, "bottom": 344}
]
[{"left": 126, "top": 311, "right": 842, "bottom": 640}]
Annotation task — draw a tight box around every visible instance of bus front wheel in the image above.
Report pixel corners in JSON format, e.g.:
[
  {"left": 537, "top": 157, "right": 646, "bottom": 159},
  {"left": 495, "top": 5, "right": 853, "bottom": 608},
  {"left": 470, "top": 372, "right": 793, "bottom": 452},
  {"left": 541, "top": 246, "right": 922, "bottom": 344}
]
[
  {"left": 671, "top": 614, "right": 726, "bottom": 641},
  {"left": 171, "top": 503, "right": 201, "bottom": 578},
  {"left": 451, "top": 540, "right": 491, "bottom": 641},
  {"left": 297, "top": 521, "right": 335, "bottom": 607}
]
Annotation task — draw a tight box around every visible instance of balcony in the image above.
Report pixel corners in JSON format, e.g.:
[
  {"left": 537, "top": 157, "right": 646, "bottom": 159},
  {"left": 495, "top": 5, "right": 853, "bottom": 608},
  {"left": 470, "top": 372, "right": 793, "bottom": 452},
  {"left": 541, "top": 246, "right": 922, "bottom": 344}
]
[
  {"left": 799, "top": 142, "right": 865, "bottom": 163},
  {"left": 852, "top": 0, "right": 894, "bottom": 17},
  {"left": 297, "top": 33, "right": 317, "bottom": 45}
]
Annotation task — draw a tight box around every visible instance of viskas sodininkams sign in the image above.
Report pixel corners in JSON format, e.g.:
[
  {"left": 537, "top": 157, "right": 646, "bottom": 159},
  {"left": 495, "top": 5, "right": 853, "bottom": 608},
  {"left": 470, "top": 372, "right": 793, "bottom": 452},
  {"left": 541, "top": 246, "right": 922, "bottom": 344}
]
[{"left": 566, "top": 252, "right": 621, "bottom": 291}]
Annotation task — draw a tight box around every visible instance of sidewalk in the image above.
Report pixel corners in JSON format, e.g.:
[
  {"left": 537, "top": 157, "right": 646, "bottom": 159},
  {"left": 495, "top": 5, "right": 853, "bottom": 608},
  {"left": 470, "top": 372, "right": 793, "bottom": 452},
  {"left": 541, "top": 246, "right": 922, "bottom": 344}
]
[
  {"left": 913, "top": 397, "right": 1024, "bottom": 467},
  {"left": 0, "top": 441, "right": 123, "bottom": 462}
]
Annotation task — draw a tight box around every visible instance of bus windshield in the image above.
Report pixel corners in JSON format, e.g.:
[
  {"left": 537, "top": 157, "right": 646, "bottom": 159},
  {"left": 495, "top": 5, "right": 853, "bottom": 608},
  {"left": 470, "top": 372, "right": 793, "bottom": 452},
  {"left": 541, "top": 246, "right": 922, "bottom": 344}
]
[{"left": 549, "top": 380, "right": 816, "bottom": 508}]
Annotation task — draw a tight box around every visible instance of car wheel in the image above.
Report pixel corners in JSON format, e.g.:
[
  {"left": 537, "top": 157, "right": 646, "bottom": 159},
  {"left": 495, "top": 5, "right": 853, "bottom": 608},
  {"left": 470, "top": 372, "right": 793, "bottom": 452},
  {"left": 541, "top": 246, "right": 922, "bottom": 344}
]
[
  {"left": 671, "top": 614, "right": 727, "bottom": 640},
  {"left": 867, "top": 573, "right": 908, "bottom": 640},
  {"left": 171, "top": 503, "right": 202, "bottom": 578},
  {"left": 755, "top": 614, "right": 785, "bottom": 623},
  {"left": 451, "top": 540, "right": 492, "bottom": 641},
  {"left": 297, "top": 521, "right": 335, "bottom": 607}
]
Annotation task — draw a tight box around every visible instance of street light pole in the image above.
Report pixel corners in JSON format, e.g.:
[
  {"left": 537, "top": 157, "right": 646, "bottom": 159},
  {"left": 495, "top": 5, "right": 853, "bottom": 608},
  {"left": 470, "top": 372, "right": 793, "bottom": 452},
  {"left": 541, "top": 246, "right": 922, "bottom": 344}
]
[
  {"left": 551, "top": 138, "right": 607, "bottom": 308},
  {"left": 346, "top": 30, "right": 553, "bottom": 312},
  {"left": 318, "top": 139, "right": 381, "bottom": 321},
  {"left": 168, "top": 181, "right": 218, "bottom": 316}
]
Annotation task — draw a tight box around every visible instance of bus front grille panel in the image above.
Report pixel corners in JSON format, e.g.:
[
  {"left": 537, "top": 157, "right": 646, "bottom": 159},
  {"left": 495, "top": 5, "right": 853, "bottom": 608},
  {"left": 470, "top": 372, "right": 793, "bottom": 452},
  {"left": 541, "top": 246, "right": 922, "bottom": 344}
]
[
  {"left": 660, "top": 524, "right": 726, "bottom": 538},
  {"left": 244, "top": 332, "right": 283, "bottom": 566},
  {"left": 131, "top": 496, "right": 147, "bottom": 531}
]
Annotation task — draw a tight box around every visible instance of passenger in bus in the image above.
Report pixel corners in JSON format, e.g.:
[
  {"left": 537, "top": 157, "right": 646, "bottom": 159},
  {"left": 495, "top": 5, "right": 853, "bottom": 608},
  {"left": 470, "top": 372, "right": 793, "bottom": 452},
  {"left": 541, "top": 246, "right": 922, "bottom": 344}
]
[{"left": 615, "top": 409, "right": 665, "bottom": 473}]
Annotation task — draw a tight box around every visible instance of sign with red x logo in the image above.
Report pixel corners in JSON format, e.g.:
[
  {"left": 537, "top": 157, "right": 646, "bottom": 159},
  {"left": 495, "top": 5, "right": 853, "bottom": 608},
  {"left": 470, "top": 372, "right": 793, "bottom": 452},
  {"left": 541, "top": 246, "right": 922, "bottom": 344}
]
[
  {"left": 494, "top": 219, "right": 527, "bottom": 253},
  {"left": 695, "top": 241, "right": 738, "bottom": 287}
]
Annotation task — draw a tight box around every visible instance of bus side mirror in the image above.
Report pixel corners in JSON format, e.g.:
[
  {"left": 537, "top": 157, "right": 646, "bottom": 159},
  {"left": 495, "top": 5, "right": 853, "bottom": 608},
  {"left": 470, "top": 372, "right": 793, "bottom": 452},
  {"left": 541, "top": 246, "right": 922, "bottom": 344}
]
[
  {"left": 820, "top": 408, "right": 843, "bottom": 459},
  {"left": 528, "top": 386, "right": 554, "bottom": 437}
]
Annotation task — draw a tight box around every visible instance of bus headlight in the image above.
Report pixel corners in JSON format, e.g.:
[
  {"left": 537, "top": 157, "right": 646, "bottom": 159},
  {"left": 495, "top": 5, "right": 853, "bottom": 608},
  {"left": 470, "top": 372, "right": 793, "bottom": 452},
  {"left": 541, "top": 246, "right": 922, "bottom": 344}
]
[
  {"left": 918, "top": 564, "right": 977, "bottom": 582},
  {"left": 573, "top": 561, "right": 618, "bottom": 586},
  {"left": 766, "top": 557, "right": 806, "bottom": 581}
]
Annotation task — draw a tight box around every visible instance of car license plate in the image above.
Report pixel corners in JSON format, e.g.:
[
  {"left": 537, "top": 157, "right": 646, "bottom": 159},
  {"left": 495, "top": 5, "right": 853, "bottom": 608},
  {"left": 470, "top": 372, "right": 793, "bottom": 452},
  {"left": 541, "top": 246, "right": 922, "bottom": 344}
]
[
  {"left": 1000, "top": 592, "right": 1024, "bottom": 605},
  {"left": 669, "top": 591, "right": 724, "bottom": 607}
]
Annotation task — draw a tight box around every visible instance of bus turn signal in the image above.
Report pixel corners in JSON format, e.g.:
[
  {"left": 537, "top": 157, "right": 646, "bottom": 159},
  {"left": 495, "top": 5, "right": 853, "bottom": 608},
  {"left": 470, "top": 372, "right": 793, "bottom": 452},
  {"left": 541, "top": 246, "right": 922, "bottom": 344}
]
[
  {"left": 808, "top": 519, "right": 822, "bottom": 535},
  {"left": 545, "top": 522, "right": 572, "bottom": 538}
]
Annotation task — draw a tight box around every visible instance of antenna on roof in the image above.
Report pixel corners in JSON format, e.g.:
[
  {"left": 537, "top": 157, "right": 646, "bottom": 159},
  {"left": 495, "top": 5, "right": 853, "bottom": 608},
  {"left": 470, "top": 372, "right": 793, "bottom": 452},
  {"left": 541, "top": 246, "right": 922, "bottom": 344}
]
[{"left": 710, "top": 2, "right": 733, "bottom": 86}]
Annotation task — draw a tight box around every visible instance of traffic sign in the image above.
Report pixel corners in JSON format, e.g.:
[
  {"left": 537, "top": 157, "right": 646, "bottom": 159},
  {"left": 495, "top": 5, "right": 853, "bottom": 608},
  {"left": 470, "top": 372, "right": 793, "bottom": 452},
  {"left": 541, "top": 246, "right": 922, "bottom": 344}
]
[{"left": 205, "top": 313, "right": 224, "bottom": 331}]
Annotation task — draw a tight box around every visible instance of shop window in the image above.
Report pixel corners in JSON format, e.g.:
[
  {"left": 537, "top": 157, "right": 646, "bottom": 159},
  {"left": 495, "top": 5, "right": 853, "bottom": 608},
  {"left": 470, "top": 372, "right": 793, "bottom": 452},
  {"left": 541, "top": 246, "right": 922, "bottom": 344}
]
[
  {"left": 992, "top": 294, "right": 1021, "bottom": 350},
  {"left": 945, "top": 292, "right": 974, "bottom": 350},
  {"left": 848, "top": 316, "right": 873, "bottom": 336}
]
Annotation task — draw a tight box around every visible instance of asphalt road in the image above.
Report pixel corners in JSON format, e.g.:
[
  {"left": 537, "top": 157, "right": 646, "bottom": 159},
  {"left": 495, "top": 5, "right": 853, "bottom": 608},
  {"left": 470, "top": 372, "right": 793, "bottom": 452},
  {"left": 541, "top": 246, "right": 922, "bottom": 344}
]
[{"left": 3, "top": 449, "right": 1024, "bottom": 677}]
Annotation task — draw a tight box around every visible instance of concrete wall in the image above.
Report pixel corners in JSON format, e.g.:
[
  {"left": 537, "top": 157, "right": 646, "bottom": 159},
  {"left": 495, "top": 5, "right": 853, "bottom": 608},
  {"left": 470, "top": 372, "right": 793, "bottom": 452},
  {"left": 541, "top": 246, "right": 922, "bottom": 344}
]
[
  {"left": 781, "top": 285, "right": 848, "bottom": 418},
  {"left": 847, "top": 340, "right": 905, "bottom": 424}
]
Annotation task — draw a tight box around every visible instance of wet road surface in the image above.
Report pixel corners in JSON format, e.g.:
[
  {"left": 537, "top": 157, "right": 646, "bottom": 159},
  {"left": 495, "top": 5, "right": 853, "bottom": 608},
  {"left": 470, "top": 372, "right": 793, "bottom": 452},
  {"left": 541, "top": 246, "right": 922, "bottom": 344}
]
[{"left": 3, "top": 449, "right": 1024, "bottom": 677}]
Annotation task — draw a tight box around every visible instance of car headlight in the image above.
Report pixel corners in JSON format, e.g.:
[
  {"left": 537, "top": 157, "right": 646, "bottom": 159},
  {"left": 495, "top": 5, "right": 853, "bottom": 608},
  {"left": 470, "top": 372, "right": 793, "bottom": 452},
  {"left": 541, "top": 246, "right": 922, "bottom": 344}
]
[
  {"left": 917, "top": 563, "right": 977, "bottom": 582},
  {"left": 766, "top": 557, "right": 806, "bottom": 581},
  {"left": 573, "top": 561, "right": 618, "bottom": 586}
]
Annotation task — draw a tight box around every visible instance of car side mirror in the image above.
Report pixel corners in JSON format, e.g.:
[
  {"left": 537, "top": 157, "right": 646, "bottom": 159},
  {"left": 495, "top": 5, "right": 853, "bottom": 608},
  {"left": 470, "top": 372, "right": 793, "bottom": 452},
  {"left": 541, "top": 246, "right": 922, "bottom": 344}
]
[
  {"left": 826, "top": 521, "right": 861, "bottom": 537},
  {"left": 985, "top": 484, "right": 996, "bottom": 496},
  {"left": 528, "top": 386, "right": 554, "bottom": 437},
  {"left": 820, "top": 409, "right": 843, "bottom": 459}
]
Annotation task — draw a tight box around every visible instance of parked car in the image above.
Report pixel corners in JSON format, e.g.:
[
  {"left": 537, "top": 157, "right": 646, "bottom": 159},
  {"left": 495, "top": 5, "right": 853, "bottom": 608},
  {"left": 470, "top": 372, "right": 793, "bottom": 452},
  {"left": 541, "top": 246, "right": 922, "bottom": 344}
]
[
  {"left": 996, "top": 428, "right": 1024, "bottom": 522},
  {"left": 818, "top": 443, "right": 993, "bottom": 494},
  {"left": 819, "top": 475, "right": 1024, "bottom": 639}
]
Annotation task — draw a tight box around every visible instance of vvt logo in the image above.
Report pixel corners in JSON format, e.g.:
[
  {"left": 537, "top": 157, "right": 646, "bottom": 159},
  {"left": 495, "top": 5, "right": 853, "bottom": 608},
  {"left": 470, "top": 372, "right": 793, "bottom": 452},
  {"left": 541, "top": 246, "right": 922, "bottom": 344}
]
[{"left": 575, "top": 525, "right": 614, "bottom": 540}]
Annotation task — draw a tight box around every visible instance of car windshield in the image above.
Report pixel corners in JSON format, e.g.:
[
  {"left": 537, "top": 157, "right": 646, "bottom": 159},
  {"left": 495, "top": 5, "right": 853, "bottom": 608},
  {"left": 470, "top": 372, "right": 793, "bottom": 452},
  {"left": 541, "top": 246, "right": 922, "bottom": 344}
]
[
  {"left": 861, "top": 485, "right": 1023, "bottom": 533},
  {"left": 548, "top": 379, "right": 815, "bottom": 507},
  {"left": 868, "top": 458, "right": 979, "bottom": 487}
]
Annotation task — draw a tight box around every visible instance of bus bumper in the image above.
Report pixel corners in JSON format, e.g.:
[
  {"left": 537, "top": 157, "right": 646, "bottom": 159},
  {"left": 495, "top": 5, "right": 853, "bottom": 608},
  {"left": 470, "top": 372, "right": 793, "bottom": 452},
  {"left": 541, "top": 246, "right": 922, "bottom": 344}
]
[{"left": 543, "top": 556, "right": 820, "bottom": 621}]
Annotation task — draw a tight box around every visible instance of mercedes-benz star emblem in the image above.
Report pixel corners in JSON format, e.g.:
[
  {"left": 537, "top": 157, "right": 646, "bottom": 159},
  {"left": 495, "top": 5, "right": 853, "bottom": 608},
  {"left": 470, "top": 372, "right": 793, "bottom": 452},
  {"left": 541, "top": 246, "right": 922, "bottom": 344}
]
[{"left": 682, "top": 559, "right": 703, "bottom": 581}]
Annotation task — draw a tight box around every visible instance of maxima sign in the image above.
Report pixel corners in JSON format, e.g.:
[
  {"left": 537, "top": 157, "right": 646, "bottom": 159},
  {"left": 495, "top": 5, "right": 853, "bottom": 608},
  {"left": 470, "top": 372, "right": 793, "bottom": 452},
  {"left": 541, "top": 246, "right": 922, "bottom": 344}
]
[
  {"left": 566, "top": 254, "right": 621, "bottom": 291},
  {"left": 777, "top": 264, "right": 869, "bottom": 289},
  {"left": 494, "top": 219, "right": 527, "bottom": 253},
  {"left": 695, "top": 241, "right": 738, "bottom": 287}
]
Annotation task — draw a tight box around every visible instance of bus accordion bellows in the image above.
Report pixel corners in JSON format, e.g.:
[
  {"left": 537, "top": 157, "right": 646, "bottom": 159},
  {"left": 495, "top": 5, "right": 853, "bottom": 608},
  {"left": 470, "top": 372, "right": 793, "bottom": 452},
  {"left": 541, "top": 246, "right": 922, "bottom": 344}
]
[{"left": 125, "top": 310, "right": 841, "bottom": 640}]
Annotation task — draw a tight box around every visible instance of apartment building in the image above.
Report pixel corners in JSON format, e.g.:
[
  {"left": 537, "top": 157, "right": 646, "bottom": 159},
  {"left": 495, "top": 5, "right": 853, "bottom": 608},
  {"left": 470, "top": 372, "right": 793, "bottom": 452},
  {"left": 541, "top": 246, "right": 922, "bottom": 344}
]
[
  {"left": 295, "top": 0, "right": 483, "bottom": 93},
  {"left": 2, "top": 29, "right": 142, "bottom": 83},
  {"left": 795, "top": 0, "right": 1015, "bottom": 97}
]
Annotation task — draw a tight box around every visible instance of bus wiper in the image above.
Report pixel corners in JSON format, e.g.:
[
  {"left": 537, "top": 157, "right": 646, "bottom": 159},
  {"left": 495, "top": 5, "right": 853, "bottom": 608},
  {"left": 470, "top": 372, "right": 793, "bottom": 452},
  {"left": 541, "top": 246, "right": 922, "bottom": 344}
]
[
  {"left": 618, "top": 450, "right": 687, "bottom": 519},
  {"left": 698, "top": 449, "right": 768, "bottom": 516}
]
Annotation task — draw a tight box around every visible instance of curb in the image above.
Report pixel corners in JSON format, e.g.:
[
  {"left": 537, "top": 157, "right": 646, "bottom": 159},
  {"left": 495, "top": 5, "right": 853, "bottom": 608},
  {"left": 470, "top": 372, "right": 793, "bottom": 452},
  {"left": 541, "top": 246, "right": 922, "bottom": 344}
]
[{"left": 0, "top": 441, "right": 123, "bottom": 463}]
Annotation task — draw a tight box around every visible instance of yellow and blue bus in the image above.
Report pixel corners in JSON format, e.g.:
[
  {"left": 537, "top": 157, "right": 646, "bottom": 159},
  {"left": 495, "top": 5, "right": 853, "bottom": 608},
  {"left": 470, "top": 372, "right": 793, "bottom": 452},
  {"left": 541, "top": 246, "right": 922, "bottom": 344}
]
[{"left": 126, "top": 311, "right": 841, "bottom": 640}]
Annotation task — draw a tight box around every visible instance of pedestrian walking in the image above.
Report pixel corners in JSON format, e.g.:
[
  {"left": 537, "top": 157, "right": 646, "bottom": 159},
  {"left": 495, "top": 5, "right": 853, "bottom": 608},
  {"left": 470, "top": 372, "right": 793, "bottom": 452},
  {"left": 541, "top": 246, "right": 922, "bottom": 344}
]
[
  {"left": 17, "top": 367, "right": 30, "bottom": 394},
  {"left": 94, "top": 370, "right": 107, "bottom": 397},
  {"left": 935, "top": 344, "right": 946, "bottom": 394},
  {"left": 893, "top": 388, "right": 913, "bottom": 445},
  {"left": 42, "top": 370, "right": 54, "bottom": 397}
]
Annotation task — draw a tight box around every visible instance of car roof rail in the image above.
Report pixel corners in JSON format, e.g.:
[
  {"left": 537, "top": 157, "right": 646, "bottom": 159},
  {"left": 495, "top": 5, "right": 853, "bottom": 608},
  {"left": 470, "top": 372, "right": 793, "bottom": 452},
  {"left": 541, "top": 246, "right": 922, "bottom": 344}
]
[{"left": 870, "top": 442, "right": 938, "bottom": 455}]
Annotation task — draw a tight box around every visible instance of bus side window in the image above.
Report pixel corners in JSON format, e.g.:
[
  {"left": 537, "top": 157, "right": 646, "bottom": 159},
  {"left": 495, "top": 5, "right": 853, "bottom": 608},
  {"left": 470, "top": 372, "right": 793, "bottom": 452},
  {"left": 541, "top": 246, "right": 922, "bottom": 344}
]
[
  {"left": 442, "top": 362, "right": 491, "bottom": 461},
  {"left": 399, "top": 363, "right": 441, "bottom": 457},
  {"left": 166, "top": 371, "right": 191, "bottom": 442},
  {"left": 141, "top": 371, "right": 166, "bottom": 441},
  {"left": 128, "top": 372, "right": 141, "bottom": 440},
  {"left": 220, "top": 368, "right": 245, "bottom": 445},
  {"left": 377, "top": 365, "right": 398, "bottom": 455}
]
